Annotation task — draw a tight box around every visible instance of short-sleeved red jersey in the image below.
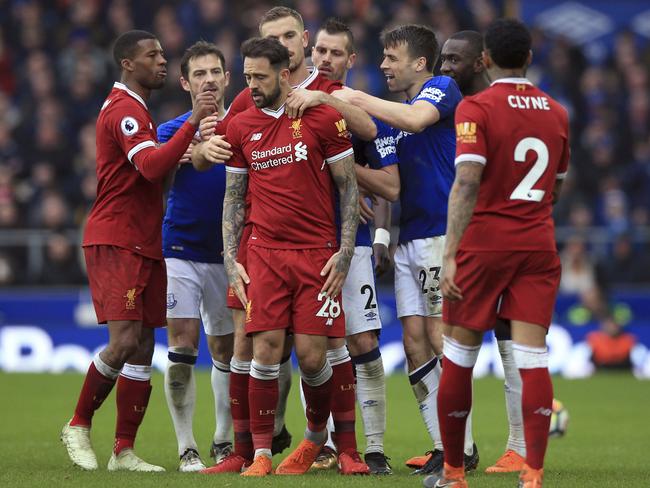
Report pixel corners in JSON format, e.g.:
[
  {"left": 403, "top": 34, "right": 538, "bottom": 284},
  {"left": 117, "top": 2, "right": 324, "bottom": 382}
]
[
  {"left": 454, "top": 78, "right": 569, "bottom": 252},
  {"left": 225, "top": 102, "right": 353, "bottom": 249},
  {"left": 83, "top": 82, "right": 163, "bottom": 259}
]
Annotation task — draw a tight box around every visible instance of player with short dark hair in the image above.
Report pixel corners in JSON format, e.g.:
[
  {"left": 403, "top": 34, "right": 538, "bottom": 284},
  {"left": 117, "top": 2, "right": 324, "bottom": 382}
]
[
  {"left": 221, "top": 36, "right": 360, "bottom": 477},
  {"left": 440, "top": 31, "right": 487, "bottom": 96},
  {"left": 60, "top": 30, "right": 216, "bottom": 472},
  {"left": 159, "top": 41, "right": 234, "bottom": 472},
  {"left": 426, "top": 18, "right": 569, "bottom": 488},
  {"left": 338, "top": 23, "right": 479, "bottom": 475}
]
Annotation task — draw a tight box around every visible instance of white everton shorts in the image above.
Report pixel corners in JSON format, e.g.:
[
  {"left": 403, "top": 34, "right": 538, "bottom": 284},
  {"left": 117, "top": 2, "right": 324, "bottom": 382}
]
[
  {"left": 394, "top": 236, "right": 445, "bottom": 318},
  {"left": 165, "top": 258, "right": 234, "bottom": 336},
  {"left": 342, "top": 246, "right": 382, "bottom": 336}
]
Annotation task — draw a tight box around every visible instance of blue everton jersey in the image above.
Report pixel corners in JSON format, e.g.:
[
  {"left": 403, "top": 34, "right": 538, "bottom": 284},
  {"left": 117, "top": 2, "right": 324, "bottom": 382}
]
[
  {"left": 350, "top": 118, "right": 399, "bottom": 247},
  {"left": 159, "top": 111, "right": 226, "bottom": 263},
  {"left": 395, "top": 76, "right": 461, "bottom": 243}
]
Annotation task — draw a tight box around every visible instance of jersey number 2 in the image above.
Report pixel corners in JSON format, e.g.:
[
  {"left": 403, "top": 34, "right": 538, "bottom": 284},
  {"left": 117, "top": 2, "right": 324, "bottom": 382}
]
[{"left": 510, "top": 137, "right": 548, "bottom": 202}]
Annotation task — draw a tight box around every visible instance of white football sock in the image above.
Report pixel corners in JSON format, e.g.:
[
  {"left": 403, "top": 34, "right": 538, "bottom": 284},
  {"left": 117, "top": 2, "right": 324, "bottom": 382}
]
[
  {"left": 353, "top": 349, "right": 386, "bottom": 454},
  {"left": 211, "top": 359, "right": 233, "bottom": 445},
  {"left": 274, "top": 356, "right": 292, "bottom": 436},
  {"left": 498, "top": 340, "right": 526, "bottom": 456},
  {"left": 409, "top": 356, "right": 442, "bottom": 450},
  {"left": 164, "top": 347, "right": 198, "bottom": 455}
]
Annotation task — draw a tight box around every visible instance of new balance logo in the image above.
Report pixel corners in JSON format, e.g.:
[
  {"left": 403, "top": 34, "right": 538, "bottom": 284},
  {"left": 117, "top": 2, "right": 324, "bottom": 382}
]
[
  {"left": 294, "top": 141, "right": 308, "bottom": 161},
  {"left": 250, "top": 132, "right": 262, "bottom": 141},
  {"left": 534, "top": 407, "right": 552, "bottom": 416},
  {"left": 448, "top": 410, "right": 469, "bottom": 418}
]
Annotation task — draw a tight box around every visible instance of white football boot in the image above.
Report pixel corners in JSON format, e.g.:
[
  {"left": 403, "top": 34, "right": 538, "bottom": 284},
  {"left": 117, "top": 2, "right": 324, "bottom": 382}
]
[
  {"left": 60, "top": 421, "right": 98, "bottom": 470},
  {"left": 108, "top": 448, "right": 165, "bottom": 472},
  {"left": 178, "top": 448, "right": 206, "bottom": 472}
]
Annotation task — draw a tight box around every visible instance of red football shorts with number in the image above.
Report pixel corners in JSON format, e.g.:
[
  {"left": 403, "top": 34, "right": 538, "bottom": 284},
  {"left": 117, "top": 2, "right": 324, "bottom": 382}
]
[
  {"left": 84, "top": 245, "right": 166, "bottom": 328},
  {"left": 245, "top": 245, "right": 345, "bottom": 337},
  {"left": 226, "top": 223, "right": 252, "bottom": 310},
  {"left": 443, "top": 250, "right": 561, "bottom": 331}
]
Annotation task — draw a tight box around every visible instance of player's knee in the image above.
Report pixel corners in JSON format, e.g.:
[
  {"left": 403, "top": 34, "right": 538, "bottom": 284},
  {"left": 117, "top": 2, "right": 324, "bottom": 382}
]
[
  {"left": 402, "top": 332, "right": 425, "bottom": 359},
  {"left": 207, "top": 334, "right": 234, "bottom": 364},
  {"left": 296, "top": 350, "right": 327, "bottom": 376},
  {"left": 347, "top": 331, "right": 378, "bottom": 356}
]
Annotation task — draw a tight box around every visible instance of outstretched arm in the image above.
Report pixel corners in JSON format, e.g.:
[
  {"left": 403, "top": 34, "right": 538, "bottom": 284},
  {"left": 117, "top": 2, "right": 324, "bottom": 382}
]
[
  {"left": 222, "top": 171, "right": 249, "bottom": 305},
  {"left": 320, "top": 153, "right": 360, "bottom": 298},
  {"left": 355, "top": 163, "right": 400, "bottom": 202}
]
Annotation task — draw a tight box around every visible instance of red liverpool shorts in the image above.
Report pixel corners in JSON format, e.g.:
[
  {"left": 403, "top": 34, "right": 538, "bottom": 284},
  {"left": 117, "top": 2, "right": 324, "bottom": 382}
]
[
  {"left": 84, "top": 245, "right": 166, "bottom": 328},
  {"left": 245, "top": 245, "right": 345, "bottom": 337},
  {"left": 443, "top": 250, "right": 561, "bottom": 332},
  {"left": 226, "top": 224, "right": 252, "bottom": 310}
]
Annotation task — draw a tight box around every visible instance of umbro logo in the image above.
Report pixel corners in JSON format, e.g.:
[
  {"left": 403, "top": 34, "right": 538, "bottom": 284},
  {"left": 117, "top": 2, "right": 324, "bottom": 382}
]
[{"left": 250, "top": 132, "right": 263, "bottom": 141}]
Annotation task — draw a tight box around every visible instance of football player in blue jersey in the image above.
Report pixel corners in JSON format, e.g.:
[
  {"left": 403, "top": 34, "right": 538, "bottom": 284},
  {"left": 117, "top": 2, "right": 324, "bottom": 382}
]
[
  {"left": 158, "top": 41, "right": 234, "bottom": 472},
  {"left": 337, "top": 24, "right": 479, "bottom": 474},
  {"left": 304, "top": 18, "right": 396, "bottom": 475}
]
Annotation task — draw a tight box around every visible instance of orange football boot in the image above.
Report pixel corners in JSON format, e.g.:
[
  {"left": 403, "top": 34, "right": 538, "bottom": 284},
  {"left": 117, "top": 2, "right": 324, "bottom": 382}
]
[
  {"left": 405, "top": 451, "right": 432, "bottom": 469},
  {"left": 518, "top": 463, "right": 543, "bottom": 488},
  {"left": 485, "top": 449, "right": 525, "bottom": 473},
  {"left": 275, "top": 439, "right": 323, "bottom": 475},
  {"left": 338, "top": 450, "right": 370, "bottom": 475},
  {"left": 240, "top": 455, "right": 272, "bottom": 477}
]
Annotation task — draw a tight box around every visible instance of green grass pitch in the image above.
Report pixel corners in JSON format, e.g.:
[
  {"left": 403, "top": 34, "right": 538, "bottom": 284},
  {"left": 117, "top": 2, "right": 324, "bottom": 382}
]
[{"left": 1, "top": 371, "right": 647, "bottom": 487}]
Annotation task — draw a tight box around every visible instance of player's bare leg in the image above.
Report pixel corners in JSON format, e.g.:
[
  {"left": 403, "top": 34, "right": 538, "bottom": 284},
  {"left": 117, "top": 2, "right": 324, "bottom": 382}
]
[
  {"left": 242, "top": 328, "right": 285, "bottom": 476},
  {"left": 109, "top": 323, "right": 165, "bottom": 472},
  {"left": 486, "top": 319, "right": 526, "bottom": 473},
  {"left": 164, "top": 317, "right": 205, "bottom": 471},
  {"left": 62, "top": 319, "right": 144, "bottom": 470},
  {"left": 402, "top": 314, "right": 444, "bottom": 471},
  {"left": 276, "top": 333, "right": 334, "bottom": 475},
  {"left": 347, "top": 330, "right": 389, "bottom": 474},
  {"left": 510, "top": 321, "right": 553, "bottom": 487},
  {"left": 206, "top": 333, "right": 234, "bottom": 463}
]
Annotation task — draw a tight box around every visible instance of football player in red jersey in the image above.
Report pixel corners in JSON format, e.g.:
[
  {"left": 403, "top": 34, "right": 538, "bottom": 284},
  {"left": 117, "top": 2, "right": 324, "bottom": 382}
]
[
  {"left": 60, "top": 30, "right": 215, "bottom": 473},
  {"left": 198, "top": 7, "right": 374, "bottom": 476},
  {"left": 220, "top": 37, "right": 359, "bottom": 477},
  {"left": 428, "top": 19, "right": 569, "bottom": 488}
]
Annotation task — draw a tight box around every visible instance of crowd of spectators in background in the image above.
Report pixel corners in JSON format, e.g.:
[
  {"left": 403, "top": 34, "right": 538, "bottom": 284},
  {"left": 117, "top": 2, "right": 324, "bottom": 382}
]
[{"left": 0, "top": 0, "right": 649, "bottom": 304}]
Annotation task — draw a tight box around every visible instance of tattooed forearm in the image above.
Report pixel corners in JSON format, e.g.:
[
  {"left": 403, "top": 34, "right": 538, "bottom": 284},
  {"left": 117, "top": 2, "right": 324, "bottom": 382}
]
[
  {"left": 330, "top": 154, "right": 360, "bottom": 275},
  {"left": 222, "top": 171, "right": 248, "bottom": 284},
  {"left": 443, "top": 163, "right": 483, "bottom": 259}
]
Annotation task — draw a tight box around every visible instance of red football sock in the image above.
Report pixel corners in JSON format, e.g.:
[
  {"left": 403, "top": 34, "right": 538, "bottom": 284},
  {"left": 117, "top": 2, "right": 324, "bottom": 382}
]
[
  {"left": 248, "top": 376, "right": 278, "bottom": 451},
  {"left": 520, "top": 367, "right": 553, "bottom": 470},
  {"left": 302, "top": 377, "right": 333, "bottom": 434},
  {"left": 230, "top": 371, "right": 253, "bottom": 460},
  {"left": 437, "top": 357, "right": 473, "bottom": 469},
  {"left": 330, "top": 360, "right": 357, "bottom": 453},
  {"left": 114, "top": 375, "right": 152, "bottom": 454},
  {"left": 70, "top": 361, "right": 116, "bottom": 427}
]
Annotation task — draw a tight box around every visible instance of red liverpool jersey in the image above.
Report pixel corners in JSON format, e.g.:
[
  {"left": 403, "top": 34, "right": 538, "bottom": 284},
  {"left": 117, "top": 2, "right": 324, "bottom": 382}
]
[
  {"left": 83, "top": 82, "right": 164, "bottom": 259},
  {"left": 225, "top": 102, "right": 353, "bottom": 249},
  {"left": 454, "top": 78, "right": 569, "bottom": 252}
]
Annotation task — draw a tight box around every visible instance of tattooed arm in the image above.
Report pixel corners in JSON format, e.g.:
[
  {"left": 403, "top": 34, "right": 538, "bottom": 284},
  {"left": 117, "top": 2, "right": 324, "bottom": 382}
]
[
  {"left": 441, "top": 162, "right": 484, "bottom": 301},
  {"left": 222, "top": 170, "right": 250, "bottom": 306},
  {"left": 320, "top": 153, "right": 360, "bottom": 298}
]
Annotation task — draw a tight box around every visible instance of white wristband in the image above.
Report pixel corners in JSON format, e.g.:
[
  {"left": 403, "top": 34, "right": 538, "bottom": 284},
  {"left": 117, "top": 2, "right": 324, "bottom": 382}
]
[{"left": 373, "top": 228, "right": 390, "bottom": 247}]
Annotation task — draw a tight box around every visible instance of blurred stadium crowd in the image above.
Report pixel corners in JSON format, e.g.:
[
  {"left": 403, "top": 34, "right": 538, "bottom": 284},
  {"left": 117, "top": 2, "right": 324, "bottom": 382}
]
[{"left": 0, "top": 0, "right": 649, "bottom": 299}]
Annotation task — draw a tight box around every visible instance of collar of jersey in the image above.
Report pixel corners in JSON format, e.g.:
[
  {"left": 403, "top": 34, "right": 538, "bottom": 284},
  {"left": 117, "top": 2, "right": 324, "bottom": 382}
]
[
  {"left": 261, "top": 104, "right": 286, "bottom": 119},
  {"left": 491, "top": 77, "right": 533, "bottom": 86},
  {"left": 293, "top": 66, "right": 319, "bottom": 89},
  {"left": 113, "top": 82, "right": 148, "bottom": 108}
]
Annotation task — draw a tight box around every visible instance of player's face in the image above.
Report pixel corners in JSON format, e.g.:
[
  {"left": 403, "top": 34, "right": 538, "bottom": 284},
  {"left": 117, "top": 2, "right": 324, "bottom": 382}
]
[
  {"left": 182, "top": 54, "right": 230, "bottom": 105},
  {"left": 380, "top": 42, "right": 419, "bottom": 93},
  {"left": 130, "top": 38, "right": 167, "bottom": 89},
  {"left": 244, "top": 56, "right": 287, "bottom": 108},
  {"left": 440, "top": 39, "right": 482, "bottom": 94},
  {"left": 260, "top": 16, "right": 308, "bottom": 73},
  {"left": 311, "top": 31, "right": 355, "bottom": 82}
]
